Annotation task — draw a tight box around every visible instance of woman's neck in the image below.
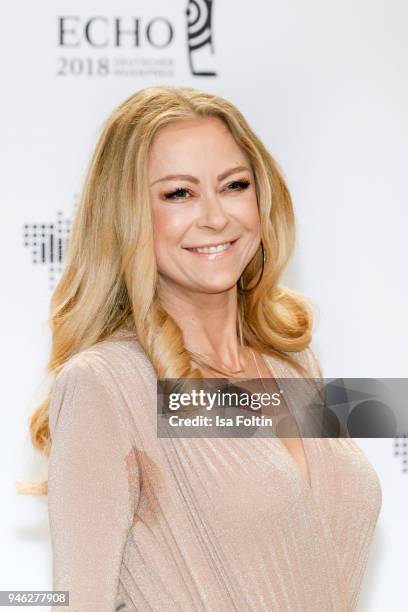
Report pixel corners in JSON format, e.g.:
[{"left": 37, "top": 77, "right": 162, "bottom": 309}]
[{"left": 157, "top": 279, "right": 245, "bottom": 372}]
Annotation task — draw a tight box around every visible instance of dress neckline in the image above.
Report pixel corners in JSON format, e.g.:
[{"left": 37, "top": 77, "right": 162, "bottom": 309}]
[{"left": 260, "top": 352, "right": 314, "bottom": 492}]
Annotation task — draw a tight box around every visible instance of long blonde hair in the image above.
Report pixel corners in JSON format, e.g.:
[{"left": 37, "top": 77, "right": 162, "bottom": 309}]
[{"left": 17, "top": 85, "right": 315, "bottom": 496}]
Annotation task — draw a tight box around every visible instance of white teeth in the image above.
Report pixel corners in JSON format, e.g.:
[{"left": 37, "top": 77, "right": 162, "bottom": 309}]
[{"left": 190, "top": 242, "right": 231, "bottom": 254}]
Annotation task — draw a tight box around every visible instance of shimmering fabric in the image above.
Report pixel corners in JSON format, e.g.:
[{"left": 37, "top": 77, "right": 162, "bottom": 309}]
[{"left": 47, "top": 330, "right": 382, "bottom": 611}]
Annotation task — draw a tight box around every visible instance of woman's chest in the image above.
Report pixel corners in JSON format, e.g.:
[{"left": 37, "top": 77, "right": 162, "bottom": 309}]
[{"left": 140, "top": 435, "right": 381, "bottom": 530}]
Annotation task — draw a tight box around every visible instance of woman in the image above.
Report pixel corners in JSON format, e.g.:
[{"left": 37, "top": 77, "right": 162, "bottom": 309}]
[{"left": 27, "top": 86, "right": 381, "bottom": 611}]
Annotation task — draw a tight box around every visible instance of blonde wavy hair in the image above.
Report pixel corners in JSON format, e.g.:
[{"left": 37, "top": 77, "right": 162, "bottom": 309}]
[{"left": 17, "top": 85, "right": 315, "bottom": 496}]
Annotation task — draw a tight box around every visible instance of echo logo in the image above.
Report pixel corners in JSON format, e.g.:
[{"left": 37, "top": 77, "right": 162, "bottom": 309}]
[
  {"left": 56, "top": 2, "right": 217, "bottom": 77},
  {"left": 57, "top": 16, "right": 174, "bottom": 49}
]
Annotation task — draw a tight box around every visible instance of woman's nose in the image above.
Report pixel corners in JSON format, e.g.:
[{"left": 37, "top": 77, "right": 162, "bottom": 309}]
[{"left": 196, "top": 192, "right": 229, "bottom": 231}]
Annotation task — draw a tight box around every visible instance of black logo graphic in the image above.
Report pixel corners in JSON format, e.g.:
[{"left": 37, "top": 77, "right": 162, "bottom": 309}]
[
  {"left": 23, "top": 210, "right": 72, "bottom": 289},
  {"left": 186, "top": 0, "right": 217, "bottom": 76}
]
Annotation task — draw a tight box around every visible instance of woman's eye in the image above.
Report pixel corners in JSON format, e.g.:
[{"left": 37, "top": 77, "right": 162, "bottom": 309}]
[
  {"left": 225, "top": 179, "right": 250, "bottom": 191},
  {"left": 163, "top": 179, "right": 250, "bottom": 201},
  {"left": 164, "top": 187, "right": 191, "bottom": 200}
]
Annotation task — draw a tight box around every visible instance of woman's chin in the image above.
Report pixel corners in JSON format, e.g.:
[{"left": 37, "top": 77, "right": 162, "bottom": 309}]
[{"left": 191, "top": 279, "right": 239, "bottom": 294}]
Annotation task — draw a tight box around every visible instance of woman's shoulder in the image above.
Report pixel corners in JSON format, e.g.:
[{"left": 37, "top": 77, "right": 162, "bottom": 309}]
[
  {"left": 54, "top": 329, "right": 154, "bottom": 386},
  {"left": 49, "top": 331, "right": 155, "bottom": 435}
]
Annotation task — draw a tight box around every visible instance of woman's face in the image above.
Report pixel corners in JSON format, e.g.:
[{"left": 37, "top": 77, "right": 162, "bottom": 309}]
[{"left": 148, "top": 117, "right": 261, "bottom": 296}]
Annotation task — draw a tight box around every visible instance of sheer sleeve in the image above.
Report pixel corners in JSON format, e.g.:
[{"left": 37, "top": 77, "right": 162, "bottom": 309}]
[{"left": 47, "top": 355, "right": 140, "bottom": 611}]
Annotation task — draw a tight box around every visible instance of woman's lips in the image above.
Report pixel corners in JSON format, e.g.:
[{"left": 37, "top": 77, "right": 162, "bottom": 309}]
[{"left": 183, "top": 238, "right": 239, "bottom": 260}]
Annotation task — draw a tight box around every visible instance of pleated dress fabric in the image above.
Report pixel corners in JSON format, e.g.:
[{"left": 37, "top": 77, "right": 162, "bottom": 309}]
[{"left": 47, "top": 330, "right": 382, "bottom": 611}]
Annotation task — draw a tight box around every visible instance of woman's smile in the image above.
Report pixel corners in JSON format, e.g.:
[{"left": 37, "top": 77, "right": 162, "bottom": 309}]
[{"left": 183, "top": 238, "right": 239, "bottom": 260}]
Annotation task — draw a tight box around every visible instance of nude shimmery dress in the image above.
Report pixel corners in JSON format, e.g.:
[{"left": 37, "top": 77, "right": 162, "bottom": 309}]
[{"left": 47, "top": 329, "right": 382, "bottom": 612}]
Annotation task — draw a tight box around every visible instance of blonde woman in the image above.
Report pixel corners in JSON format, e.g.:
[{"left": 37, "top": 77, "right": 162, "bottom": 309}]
[{"left": 23, "top": 86, "right": 381, "bottom": 611}]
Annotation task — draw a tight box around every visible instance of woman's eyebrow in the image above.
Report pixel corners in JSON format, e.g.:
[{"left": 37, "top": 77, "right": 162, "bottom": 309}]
[{"left": 149, "top": 165, "right": 251, "bottom": 186}]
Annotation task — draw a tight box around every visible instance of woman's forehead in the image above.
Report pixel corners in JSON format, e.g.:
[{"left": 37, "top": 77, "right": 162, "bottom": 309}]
[{"left": 148, "top": 120, "right": 248, "bottom": 174}]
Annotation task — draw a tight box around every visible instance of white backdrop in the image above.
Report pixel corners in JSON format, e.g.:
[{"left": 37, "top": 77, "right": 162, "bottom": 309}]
[{"left": 1, "top": 1, "right": 407, "bottom": 610}]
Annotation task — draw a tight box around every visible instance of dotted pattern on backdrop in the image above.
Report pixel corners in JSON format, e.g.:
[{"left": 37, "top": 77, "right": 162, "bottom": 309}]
[
  {"left": 22, "top": 196, "right": 79, "bottom": 290},
  {"left": 393, "top": 436, "right": 408, "bottom": 474},
  {"left": 23, "top": 211, "right": 70, "bottom": 290}
]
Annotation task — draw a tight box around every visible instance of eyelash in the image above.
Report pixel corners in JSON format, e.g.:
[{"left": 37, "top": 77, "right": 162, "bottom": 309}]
[{"left": 163, "top": 179, "right": 251, "bottom": 201}]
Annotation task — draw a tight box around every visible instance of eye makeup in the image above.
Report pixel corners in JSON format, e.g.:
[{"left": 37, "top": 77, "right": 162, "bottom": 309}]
[{"left": 162, "top": 178, "right": 251, "bottom": 201}]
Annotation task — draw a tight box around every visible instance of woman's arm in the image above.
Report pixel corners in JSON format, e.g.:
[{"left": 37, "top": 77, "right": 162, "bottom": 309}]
[{"left": 47, "top": 355, "right": 140, "bottom": 611}]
